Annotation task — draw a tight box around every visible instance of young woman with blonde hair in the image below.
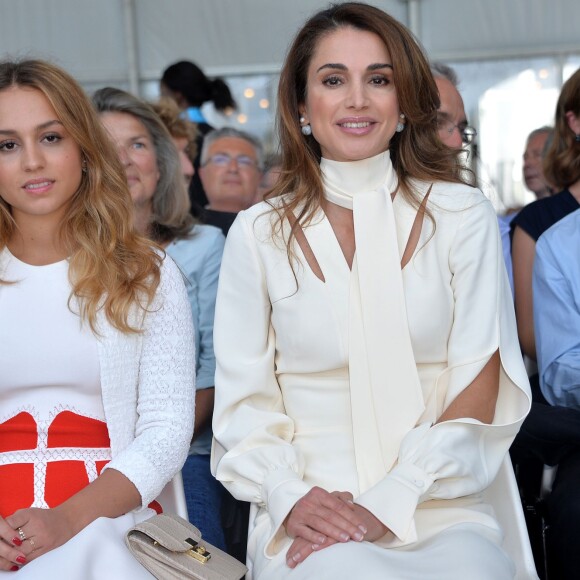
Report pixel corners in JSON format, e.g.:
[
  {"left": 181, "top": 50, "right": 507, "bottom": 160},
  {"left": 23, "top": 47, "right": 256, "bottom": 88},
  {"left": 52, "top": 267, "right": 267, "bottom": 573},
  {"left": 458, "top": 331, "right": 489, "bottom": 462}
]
[{"left": 0, "top": 59, "right": 195, "bottom": 576}]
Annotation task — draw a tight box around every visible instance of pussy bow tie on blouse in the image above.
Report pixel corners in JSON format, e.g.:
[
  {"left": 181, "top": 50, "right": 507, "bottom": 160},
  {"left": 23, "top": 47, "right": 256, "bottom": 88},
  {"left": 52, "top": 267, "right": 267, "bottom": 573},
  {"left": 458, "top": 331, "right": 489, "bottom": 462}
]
[{"left": 321, "top": 151, "right": 425, "bottom": 492}]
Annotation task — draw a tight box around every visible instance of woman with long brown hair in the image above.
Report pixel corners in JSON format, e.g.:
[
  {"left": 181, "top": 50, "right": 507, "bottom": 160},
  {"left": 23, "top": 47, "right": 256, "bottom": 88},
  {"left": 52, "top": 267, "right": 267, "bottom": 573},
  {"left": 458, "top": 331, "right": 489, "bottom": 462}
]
[
  {"left": 510, "top": 68, "right": 580, "bottom": 364},
  {"left": 211, "top": 3, "right": 530, "bottom": 578},
  {"left": 0, "top": 60, "right": 194, "bottom": 576}
]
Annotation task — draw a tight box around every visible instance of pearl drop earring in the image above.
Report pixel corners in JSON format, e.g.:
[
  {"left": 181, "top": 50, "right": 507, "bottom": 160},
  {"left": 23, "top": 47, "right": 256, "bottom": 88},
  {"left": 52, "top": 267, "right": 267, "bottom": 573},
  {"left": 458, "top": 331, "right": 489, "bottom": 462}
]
[
  {"left": 396, "top": 114, "right": 405, "bottom": 133},
  {"left": 300, "top": 116, "right": 312, "bottom": 136}
]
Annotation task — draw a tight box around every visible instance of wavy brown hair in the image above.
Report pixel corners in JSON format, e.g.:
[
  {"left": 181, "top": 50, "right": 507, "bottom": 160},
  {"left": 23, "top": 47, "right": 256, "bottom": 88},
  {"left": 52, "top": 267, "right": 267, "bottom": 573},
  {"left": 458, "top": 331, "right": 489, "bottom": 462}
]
[
  {"left": 270, "top": 2, "right": 465, "bottom": 247},
  {"left": 543, "top": 67, "right": 580, "bottom": 191},
  {"left": 0, "top": 59, "right": 161, "bottom": 334}
]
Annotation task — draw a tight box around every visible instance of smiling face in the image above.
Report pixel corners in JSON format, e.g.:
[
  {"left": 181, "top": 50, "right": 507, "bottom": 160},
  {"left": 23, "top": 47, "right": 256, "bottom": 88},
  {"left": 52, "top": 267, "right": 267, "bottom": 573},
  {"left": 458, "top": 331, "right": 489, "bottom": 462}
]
[
  {"left": 299, "top": 27, "right": 402, "bottom": 163},
  {"left": 99, "top": 111, "right": 160, "bottom": 211},
  {"left": 199, "top": 136, "right": 261, "bottom": 212},
  {"left": 0, "top": 86, "right": 83, "bottom": 230}
]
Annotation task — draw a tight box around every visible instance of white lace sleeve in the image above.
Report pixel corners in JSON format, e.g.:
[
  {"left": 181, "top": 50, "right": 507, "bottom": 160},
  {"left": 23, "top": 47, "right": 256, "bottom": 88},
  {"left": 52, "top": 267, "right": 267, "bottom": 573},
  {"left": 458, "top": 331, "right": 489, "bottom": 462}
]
[{"left": 105, "top": 256, "right": 196, "bottom": 506}]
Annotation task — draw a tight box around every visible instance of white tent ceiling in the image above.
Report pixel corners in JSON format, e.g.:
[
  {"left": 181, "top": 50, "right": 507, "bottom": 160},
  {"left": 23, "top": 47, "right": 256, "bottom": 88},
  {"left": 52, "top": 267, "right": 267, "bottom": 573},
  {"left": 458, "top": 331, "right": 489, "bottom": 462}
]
[{"left": 1, "top": 0, "right": 579, "bottom": 94}]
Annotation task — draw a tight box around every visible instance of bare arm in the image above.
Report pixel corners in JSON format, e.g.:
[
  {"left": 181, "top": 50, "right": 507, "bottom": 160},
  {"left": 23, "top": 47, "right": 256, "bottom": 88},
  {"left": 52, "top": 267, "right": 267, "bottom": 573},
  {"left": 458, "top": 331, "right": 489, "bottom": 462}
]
[
  {"left": 512, "top": 226, "right": 537, "bottom": 360},
  {"left": 5, "top": 468, "right": 141, "bottom": 563},
  {"left": 438, "top": 350, "right": 500, "bottom": 424}
]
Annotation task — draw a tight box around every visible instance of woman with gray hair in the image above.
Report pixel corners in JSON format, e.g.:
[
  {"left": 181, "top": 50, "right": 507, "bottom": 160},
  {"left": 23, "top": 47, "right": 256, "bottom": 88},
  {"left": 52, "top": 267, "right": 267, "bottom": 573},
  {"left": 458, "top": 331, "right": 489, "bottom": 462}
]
[{"left": 93, "top": 87, "right": 226, "bottom": 550}]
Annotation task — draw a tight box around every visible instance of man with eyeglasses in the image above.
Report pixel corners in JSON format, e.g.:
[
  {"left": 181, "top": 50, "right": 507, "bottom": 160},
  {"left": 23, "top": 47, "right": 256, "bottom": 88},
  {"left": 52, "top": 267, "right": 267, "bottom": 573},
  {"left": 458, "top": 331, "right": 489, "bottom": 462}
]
[
  {"left": 431, "top": 62, "right": 517, "bottom": 296},
  {"left": 199, "top": 127, "right": 264, "bottom": 235},
  {"left": 431, "top": 62, "right": 477, "bottom": 149}
]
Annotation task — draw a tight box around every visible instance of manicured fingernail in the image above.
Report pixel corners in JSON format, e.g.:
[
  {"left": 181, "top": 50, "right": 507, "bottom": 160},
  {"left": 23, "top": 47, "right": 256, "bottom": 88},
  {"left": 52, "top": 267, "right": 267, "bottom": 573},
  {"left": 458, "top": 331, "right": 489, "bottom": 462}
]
[
  {"left": 16, "top": 556, "right": 26, "bottom": 564},
  {"left": 12, "top": 537, "right": 22, "bottom": 546},
  {"left": 358, "top": 525, "right": 367, "bottom": 534},
  {"left": 354, "top": 531, "right": 364, "bottom": 541},
  {"left": 292, "top": 553, "right": 301, "bottom": 562},
  {"left": 317, "top": 535, "right": 326, "bottom": 544},
  {"left": 10, "top": 566, "right": 19, "bottom": 571},
  {"left": 340, "top": 532, "right": 350, "bottom": 542},
  {"left": 312, "top": 543, "right": 320, "bottom": 550}
]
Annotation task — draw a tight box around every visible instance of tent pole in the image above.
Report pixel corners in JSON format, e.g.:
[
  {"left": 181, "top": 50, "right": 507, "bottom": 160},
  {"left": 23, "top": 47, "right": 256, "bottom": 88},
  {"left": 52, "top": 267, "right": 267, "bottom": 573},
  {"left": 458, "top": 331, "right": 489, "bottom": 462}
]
[
  {"left": 406, "top": 0, "right": 422, "bottom": 39},
  {"left": 123, "top": 0, "right": 140, "bottom": 96}
]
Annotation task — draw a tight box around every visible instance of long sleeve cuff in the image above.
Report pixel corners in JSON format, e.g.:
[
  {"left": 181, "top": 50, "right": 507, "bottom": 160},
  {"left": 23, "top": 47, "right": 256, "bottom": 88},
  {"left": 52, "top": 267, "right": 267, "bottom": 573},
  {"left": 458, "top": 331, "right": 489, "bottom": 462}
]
[
  {"left": 355, "top": 462, "right": 435, "bottom": 546},
  {"left": 261, "top": 468, "right": 312, "bottom": 557}
]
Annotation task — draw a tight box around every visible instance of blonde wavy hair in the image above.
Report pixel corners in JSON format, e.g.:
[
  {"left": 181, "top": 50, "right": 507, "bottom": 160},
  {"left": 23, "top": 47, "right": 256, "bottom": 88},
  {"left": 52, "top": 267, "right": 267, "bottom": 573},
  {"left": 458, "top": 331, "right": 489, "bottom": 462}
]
[{"left": 0, "top": 59, "right": 161, "bottom": 334}]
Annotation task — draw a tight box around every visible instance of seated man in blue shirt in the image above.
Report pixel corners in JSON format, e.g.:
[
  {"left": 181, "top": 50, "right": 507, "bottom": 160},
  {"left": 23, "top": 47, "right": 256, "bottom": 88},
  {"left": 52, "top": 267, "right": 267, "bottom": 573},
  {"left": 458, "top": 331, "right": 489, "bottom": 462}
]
[
  {"left": 529, "top": 208, "right": 580, "bottom": 578},
  {"left": 535, "top": 209, "right": 580, "bottom": 408}
]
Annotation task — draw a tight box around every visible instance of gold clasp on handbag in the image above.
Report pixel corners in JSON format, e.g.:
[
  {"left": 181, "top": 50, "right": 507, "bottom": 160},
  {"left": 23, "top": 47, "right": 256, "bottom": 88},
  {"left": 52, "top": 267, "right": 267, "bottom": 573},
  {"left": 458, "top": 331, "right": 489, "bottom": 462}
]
[{"left": 185, "top": 538, "right": 211, "bottom": 563}]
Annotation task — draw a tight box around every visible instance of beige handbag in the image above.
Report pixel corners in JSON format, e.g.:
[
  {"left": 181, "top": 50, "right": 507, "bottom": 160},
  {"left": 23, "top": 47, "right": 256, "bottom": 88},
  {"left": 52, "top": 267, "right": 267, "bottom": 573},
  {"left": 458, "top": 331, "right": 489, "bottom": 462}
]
[{"left": 125, "top": 513, "right": 247, "bottom": 580}]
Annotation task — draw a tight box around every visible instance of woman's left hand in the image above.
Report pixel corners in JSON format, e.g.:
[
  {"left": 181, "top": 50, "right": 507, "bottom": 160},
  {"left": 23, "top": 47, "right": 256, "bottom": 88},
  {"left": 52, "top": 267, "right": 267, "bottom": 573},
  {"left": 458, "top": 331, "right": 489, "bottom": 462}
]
[{"left": 6, "top": 506, "right": 76, "bottom": 563}]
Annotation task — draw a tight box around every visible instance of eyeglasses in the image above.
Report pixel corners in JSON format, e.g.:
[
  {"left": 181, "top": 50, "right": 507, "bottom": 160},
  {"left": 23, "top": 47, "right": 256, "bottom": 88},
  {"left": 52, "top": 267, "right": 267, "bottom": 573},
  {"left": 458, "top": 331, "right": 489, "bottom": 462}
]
[
  {"left": 203, "top": 153, "right": 259, "bottom": 169},
  {"left": 437, "top": 116, "right": 478, "bottom": 145}
]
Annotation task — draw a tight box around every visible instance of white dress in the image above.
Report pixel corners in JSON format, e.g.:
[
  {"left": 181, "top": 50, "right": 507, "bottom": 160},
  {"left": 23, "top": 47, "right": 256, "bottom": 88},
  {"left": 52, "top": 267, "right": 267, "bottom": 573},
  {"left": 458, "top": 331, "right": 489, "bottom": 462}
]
[
  {"left": 211, "top": 153, "right": 531, "bottom": 579},
  {"left": 0, "top": 249, "right": 192, "bottom": 578}
]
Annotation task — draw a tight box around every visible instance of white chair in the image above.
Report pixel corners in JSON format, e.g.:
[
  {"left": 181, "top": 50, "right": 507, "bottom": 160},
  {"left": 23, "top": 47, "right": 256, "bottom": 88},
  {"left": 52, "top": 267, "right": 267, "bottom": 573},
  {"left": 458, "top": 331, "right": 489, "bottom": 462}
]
[
  {"left": 155, "top": 471, "right": 189, "bottom": 520},
  {"left": 483, "top": 457, "right": 539, "bottom": 579}
]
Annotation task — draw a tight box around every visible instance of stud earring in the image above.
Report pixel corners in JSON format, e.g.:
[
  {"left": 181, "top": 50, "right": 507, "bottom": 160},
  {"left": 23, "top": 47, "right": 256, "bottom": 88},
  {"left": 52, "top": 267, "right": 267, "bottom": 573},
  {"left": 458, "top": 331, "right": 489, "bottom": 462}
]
[
  {"left": 300, "top": 116, "right": 312, "bottom": 136},
  {"left": 396, "top": 114, "right": 405, "bottom": 133},
  {"left": 575, "top": 134, "right": 580, "bottom": 142}
]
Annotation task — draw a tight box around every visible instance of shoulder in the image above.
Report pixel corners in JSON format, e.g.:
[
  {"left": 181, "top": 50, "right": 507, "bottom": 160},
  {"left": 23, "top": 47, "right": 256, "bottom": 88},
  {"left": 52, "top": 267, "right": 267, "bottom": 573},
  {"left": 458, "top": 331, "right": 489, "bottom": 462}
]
[
  {"left": 168, "top": 225, "right": 225, "bottom": 259},
  {"left": 191, "top": 223, "right": 224, "bottom": 240},
  {"left": 428, "top": 180, "right": 488, "bottom": 210},
  {"left": 538, "top": 208, "right": 580, "bottom": 257},
  {"left": 158, "top": 250, "right": 185, "bottom": 287},
  {"left": 188, "top": 224, "right": 226, "bottom": 252},
  {"left": 513, "top": 190, "right": 577, "bottom": 240},
  {"left": 410, "top": 180, "right": 493, "bottom": 224},
  {"left": 231, "top": 195, "right": 291, "bottom": 239}
]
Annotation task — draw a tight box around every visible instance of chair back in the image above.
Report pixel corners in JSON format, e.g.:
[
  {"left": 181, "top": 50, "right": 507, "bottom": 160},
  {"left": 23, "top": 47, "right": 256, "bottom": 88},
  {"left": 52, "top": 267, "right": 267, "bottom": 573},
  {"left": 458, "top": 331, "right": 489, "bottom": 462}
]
[
  {"left": 155, "top": 472, "right": 189, "bottom": 520},
  {"left": 483, "top": 457, "right": 539, "bottom": 579}
]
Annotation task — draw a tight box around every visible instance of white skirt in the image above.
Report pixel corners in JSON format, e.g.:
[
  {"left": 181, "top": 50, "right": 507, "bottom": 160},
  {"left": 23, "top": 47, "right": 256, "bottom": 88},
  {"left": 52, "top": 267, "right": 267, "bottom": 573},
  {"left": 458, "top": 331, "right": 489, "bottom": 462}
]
[
  {"left": 0, "top": 509, "right": 155, "bottom": 579},
  {"left": 255, "top": 523, "right": 515, "bottom": 580}
]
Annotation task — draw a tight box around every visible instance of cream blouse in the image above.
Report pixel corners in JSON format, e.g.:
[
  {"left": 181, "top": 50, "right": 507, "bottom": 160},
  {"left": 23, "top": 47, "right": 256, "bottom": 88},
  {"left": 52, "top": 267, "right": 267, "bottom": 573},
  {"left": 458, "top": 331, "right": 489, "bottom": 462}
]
[{"left": 211, "top": 153, "right": 530, "bottom": 558}]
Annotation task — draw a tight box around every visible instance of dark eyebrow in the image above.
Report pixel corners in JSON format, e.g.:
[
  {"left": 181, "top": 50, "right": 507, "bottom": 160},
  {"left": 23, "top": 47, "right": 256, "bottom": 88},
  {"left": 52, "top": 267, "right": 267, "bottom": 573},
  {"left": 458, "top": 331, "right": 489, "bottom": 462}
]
[
  {"left": 368, "top": 63, "right": 393, "bottom": 71},
  {"left": 316, "top": 63, "right": 393, "bottom": 73},
  {"left": 0, "top": 119, "right": 63, "bottom": 136}
]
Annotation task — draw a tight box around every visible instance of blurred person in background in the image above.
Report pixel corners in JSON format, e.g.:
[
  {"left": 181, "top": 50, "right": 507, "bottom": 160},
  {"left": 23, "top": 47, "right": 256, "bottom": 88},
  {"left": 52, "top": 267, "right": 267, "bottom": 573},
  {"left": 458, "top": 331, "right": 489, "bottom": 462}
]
[
  {"left": 431, "top": 62, "right": 477, "bottom": 150},
  {"left": 531, "top": 207, "right": 580, "bottom": 578},
  {"left": 523, "top": 126, "right": 554, "bottom": 200},
  {"left": 198, "top": 127, "right": 263, "bottom": 235},
  {"left": 93, "top": 87, "right": 226, "bottom": 550},
  {"left": 510, "top": 69, "right": 580, "bottom": 578},
  {"left": 161, "top": 60, "right": 237, "bottom": 216},
  {"left": 255, "top": 153, "right": 283, "bottom": 204},
  {"left": 510, "top": 68, "right": 580, "bottom": 363},
  {"left": 151, "top": 96, "right": 196, "bottom": 187}
]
